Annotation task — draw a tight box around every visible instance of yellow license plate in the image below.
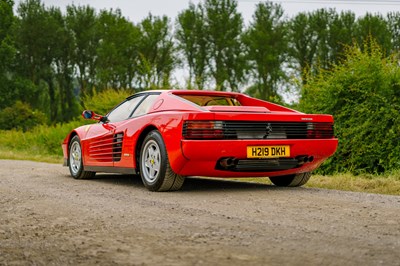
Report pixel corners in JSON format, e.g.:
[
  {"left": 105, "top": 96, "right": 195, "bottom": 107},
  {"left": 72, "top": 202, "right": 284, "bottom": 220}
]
[{"left": 247, "top": 146, "right": 290, "bottom": 158}]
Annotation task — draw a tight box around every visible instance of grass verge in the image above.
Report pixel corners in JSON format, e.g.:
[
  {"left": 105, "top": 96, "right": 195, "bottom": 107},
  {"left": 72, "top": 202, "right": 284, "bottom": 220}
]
[
  {"left": 228, "top": 172, "right": 400, "bottom": 196},
  {"left": 0, "top": 147, "right": 62, "bottom": 164},
  {"left": 306, "top": 173, "right": 400, "bottom": 196}
]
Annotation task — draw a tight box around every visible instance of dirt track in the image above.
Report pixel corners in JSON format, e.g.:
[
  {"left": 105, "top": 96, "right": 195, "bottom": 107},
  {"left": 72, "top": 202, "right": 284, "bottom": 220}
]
[{"left": 1, "top": 160, "right": 400, "bottom": 266}]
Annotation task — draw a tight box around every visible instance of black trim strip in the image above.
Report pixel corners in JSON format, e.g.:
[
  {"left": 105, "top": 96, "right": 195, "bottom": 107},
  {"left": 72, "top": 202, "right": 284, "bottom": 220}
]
[{"left": 84, "top": 166, "right": 137, "bottom": 175}]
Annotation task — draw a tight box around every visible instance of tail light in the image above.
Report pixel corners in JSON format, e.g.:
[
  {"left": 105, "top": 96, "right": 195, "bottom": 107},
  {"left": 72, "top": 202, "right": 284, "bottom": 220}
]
[
  {"left": 183, "top": 121, "right": 224, "bottom": 139},
  {"left": 307, "top": 122, "right": 334, "bottom": 139}
]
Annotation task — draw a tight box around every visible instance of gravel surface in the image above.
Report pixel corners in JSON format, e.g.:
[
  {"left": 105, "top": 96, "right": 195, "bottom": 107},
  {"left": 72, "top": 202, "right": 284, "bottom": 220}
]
[{"left": 1, "top": 160, "right": 400, "bottom": 266}]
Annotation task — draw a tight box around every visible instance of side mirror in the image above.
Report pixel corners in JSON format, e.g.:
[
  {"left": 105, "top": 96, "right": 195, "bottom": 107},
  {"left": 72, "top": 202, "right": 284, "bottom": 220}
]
[{"left": 82, "top": 110, "right": 108, "bottom": 123}]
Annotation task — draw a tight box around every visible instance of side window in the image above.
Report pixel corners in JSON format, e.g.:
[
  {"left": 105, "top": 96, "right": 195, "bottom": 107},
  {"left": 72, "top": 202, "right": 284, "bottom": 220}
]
[
  {"left": 107, "top": 95, "right": 145, "bottom": 123},
  {"left": 131, "top": 94, "right": 159, "bottom": 117}
]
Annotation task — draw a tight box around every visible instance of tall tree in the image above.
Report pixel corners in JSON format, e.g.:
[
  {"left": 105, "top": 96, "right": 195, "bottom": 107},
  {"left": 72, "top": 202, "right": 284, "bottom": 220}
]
[
  {"left": 48, "top": 6, "right": 78, "bottom": 121},
  {"left": 0, "top": 0, "right": 14, "bottom": 73},
  {"left": 0, "top": 0, "right": 17, "bottom": 110},
  {"left": 66, "top": 4, "right": 99, "bottom": 98},
  {"left": 387, "top": 12, "right": 400, "bottom": 52},
  {"left": 355, "top": 13, "right": 392, "bottom": 55},
  {"left": 326, "top": 10, "right": 356, "bottom": 66},
  {"left": 176, "top": 3, "right": 209, "bottom": 90},
  {"left": 15, "top": 0, "right": 61, "bottom": 119},
  {"left": 137, "top": 14, "right": 176, "bottom": 90},
  {"left": 243, "top": 2, "right": 287, "bottom": 101},
  {"left": 204, "top": 0, "right": 245, "bottom": 91},
  {"left": 96, "top": 8, "right": 141, "bottom": 91},
  {"left": 288, "top": 9, "right": 330, "bottom": 85}
]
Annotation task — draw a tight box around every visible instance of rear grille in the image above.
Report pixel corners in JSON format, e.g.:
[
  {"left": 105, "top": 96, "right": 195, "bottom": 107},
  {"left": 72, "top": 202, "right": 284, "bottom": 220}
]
[
  {"left": 224, "top": 121, "right": 334, "bottom": 139},
  {"left": 183, "top": 121, "right": 334, "bottom": 140}
]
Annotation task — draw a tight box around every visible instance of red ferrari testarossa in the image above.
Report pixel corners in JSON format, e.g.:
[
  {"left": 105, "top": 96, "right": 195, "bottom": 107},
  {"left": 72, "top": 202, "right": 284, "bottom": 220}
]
[{"left": 62, "top": 90, "right": 338, "bottom": 191}]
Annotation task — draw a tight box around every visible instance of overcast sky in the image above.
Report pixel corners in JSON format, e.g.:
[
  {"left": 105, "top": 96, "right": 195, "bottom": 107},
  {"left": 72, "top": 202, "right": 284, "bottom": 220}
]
[{"left": 13, "top": 0, "right": 400, "bottom": 23}]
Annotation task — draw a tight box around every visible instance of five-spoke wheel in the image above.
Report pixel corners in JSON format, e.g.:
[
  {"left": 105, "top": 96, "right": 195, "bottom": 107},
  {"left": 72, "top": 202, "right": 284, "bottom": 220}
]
[
  {"left": 139, "top": 130, "right": 185, "bottom": 191},
  {"left": 68, "top": 136, "right": 95, "bottom": 179}
]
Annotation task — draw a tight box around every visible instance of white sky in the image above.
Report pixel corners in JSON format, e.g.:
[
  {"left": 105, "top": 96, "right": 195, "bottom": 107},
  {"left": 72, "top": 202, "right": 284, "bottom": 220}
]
[{"left": 13, "top": 0, "right": 400, "bottom": 23}]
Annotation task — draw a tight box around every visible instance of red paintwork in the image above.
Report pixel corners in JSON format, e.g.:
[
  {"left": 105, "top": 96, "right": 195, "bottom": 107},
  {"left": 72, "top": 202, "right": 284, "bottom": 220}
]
[{"left": 62, "top": 90, "right": 338, "bottom": 178}]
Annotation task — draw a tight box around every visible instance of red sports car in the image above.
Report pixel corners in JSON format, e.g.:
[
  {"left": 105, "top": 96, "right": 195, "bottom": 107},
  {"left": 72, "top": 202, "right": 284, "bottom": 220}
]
[{"left": 62, "top": 90, "right": 338, "bottom": 191}]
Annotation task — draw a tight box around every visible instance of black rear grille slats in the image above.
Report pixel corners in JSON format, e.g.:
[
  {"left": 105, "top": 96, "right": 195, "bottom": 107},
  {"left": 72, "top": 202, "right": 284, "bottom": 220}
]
[
  {"left": 182, "top": 120, "right": 334, "bottom": 140},
  {"left": 222, "top": 121, "right": 334, "bottom": 140}
]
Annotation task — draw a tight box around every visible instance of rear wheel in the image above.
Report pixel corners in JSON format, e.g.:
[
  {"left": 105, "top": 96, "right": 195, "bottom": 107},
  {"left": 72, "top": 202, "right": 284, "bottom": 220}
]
[
  {"left": 139, "top": 130, "right": 185, "bottom": 192},
  {"left": 269, "top": 172, "right": 311, "bottom": 187},
  {"left": 69, "top": 136, "right": 95, "bottom": 179}
]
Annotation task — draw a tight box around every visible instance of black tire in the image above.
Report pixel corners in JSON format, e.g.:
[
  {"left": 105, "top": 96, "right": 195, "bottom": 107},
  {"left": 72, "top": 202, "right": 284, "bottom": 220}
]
[
  {"left": 68, "top": 135, "right": 96, "bottom": 179},
  {"left": 269, "top": 172, "right": 311, "bottom": 187},
  {"left": 139, "top": 130, "right": 185, "bottom": 192}
]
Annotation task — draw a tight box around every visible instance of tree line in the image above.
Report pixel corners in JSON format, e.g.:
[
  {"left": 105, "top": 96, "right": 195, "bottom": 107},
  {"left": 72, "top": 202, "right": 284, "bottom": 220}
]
[{"left": 0, "top": 0, "right": 400, "bottom": 123}]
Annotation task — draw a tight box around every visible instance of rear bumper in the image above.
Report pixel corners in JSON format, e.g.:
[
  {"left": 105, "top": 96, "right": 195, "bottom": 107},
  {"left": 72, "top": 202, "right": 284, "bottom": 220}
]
[{"left": 177, "top": 139, "right": 338, "bottom": 177}]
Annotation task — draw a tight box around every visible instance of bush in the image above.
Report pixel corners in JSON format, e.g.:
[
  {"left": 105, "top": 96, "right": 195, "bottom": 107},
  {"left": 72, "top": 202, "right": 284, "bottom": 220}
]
[
  {"left": 0, "top": 120, "right": 83, "bottom": 157},
  {"left": 299, "top": 41, "right": 400, "bottom": 174},
  {"left": 0, "top": 101, "right": 47, "bottom": 131},
  {"left": 82, "top": 88, "right": 133, "bottom": 115}
]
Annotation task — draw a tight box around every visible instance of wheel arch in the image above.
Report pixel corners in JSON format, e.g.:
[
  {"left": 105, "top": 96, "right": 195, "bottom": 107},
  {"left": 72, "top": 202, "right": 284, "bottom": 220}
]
[
  {"left": 65, "top": 131, "right": 79, "bottom": 166},
  {"left": 135, "top": 125, "right": 158, "bottom": 172}
]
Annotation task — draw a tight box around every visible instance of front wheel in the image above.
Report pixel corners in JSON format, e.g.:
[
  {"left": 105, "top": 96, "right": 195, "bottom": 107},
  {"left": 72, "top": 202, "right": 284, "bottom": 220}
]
[
  {"left": 269, "top": 172, "right": 311, "bottom": 187},
  {"left": 139, "top": 130, "right": 185, "bottom": 192},
  {"left": 68, "top": 136, "right": 95, "bottom": 179}
]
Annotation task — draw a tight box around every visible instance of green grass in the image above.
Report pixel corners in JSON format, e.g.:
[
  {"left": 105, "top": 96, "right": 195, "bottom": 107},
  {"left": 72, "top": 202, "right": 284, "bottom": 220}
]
[
  {"left": 0, "top": 148, "right": 62, "bottom": 163},
  {"left": 0, "top": 120, "right": 83, "bottom": 160},
  {"left": 306, "top": 172, "right": 400, "bottom": 196},
  {"left": 229, "top": 172, "right": 400, "bottom": 196}
]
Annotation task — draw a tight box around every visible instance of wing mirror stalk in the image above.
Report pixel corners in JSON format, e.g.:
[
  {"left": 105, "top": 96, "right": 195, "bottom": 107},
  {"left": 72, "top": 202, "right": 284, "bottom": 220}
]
[{"left": 82, "top": 110, "right": 109, "bottom": 123}]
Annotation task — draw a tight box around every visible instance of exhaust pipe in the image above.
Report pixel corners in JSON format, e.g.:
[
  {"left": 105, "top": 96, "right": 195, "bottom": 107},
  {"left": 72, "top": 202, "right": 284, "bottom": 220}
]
[
  {"left": 219, "top": 158, "right": 236, "bottom": 169},
  {"left": 296, "top": 155, "right": 314, "bottom": 166}
]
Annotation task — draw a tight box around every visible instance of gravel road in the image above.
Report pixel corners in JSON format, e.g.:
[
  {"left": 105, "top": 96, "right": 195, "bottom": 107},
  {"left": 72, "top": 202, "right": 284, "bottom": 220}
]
[{"left": 1, "top": 160, "right": 399, "bottom": 266}]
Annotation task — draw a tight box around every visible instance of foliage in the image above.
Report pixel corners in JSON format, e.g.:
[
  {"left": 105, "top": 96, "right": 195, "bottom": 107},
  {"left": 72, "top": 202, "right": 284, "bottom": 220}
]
[
  {"left": 300, "top": 40, "right": 400, "bottom": 174},
  {"left": 242, "top": 2, "right": 287, "bottom": 101},
  {"left": 387, "top": 12, "right": 400, "bottom": 52},
  {"left": 0, "top": 101, "right": 47, "bottom": 131},
  {"left": 204, "top": 0, "right": 246, "bottom": 91},
  {"left": 0, "top": 0, "right": 17, "bottom": 110},
  {"left": 0, "top": 87, "right": 132, "bottom": 159},
  {"left": 288, "top": 9, "right": 356, "bottom": 85},
  {"left": 82, "top": 88, "right": 133, "bottom": 115},
  {"left": 355, "top": 13, "right": 392, "bottom": 55},
  {"left": 137, "top": 14, "right": 176, "bottom": 90},
  {"left": 66, "top": 4, "right": 99, "bottom": 98},
  {"left": 96, "top": 9, "right": 141, "bottom": 90},
  {"left": 176, "top": 3, "right": 209, "bottom": 90},
  {"left": 0, "top": 120, "right": 83, "bottom": 157},
  {"left": 288, "top": 10, "right": 324, "bottom": 85},
  {"left": 0, "top": 0, "right": 15, "bottom": 72}
]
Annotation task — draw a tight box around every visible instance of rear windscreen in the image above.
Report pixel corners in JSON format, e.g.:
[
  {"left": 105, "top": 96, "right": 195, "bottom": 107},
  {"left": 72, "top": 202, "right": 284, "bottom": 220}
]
[{"left": 177, "top": 95, "right": 241, "bottom": 107}]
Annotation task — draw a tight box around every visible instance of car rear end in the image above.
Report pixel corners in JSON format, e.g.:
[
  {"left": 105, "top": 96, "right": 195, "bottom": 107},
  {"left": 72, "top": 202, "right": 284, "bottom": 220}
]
[{"left": 177, "top": 108, "right": 338, "bottom": 178}]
